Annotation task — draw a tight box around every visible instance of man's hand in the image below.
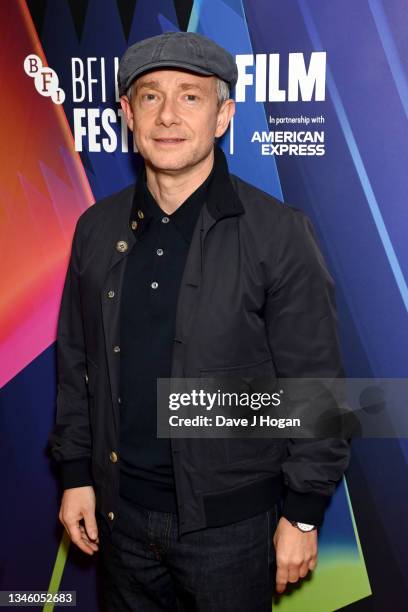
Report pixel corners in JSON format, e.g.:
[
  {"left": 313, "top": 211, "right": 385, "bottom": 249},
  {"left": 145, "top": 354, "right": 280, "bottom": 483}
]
[
  {"left": 59, "top": 486, "right": 99, "bottom": 555},
  {"left": 273, "top": 516, "right": 318, "bottom": 594}
]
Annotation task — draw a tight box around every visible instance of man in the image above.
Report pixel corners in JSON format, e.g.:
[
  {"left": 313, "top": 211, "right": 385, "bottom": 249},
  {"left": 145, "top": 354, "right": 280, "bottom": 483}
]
[{"left": 49, "top": 31, "right": 350, "bottom": 611}]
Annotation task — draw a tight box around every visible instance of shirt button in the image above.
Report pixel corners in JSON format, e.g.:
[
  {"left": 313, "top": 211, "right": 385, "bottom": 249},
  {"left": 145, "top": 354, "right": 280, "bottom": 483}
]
[
  {"left": 151, "top": 282, "right": 159, "bottom": 289},
  {"left": 118, "top": 396, "right": 122, "bottom": 404},
  {"left": 107, "top": 290, "right": 115, "bottom": 298},
  {"left": 113, "top": 345, "right": 120, "bottom": 353},
  {"left": 109, "top": 451, "right": 118, "bottom": 463},
  {"left": 108, "top": 511, "right": 115, "bottom": 521},
  {"left": 156, "top": 248, "right": 164, "bottom": 256},
  {"left": 161, "top": 216, "right": 169, "bottom": 224}
]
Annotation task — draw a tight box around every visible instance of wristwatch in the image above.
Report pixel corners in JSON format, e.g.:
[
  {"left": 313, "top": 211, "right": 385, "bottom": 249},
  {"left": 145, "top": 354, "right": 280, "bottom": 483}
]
[{"left": 290, "top": 521, "right": 317, "bottom": 532}]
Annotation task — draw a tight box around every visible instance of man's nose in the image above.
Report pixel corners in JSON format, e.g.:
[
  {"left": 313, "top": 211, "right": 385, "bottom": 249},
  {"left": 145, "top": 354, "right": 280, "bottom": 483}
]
[{"left": 155, "top": 95, "right": 182, "bottom": 126}]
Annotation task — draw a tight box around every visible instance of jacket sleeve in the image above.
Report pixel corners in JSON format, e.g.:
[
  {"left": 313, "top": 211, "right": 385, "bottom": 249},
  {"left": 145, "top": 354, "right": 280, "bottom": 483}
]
[
  {"left": 263, "top": 208, "right": 351, "bottom": 526},
  {"left": 48, "top": 214, "right": 94, "bottom": 490}
]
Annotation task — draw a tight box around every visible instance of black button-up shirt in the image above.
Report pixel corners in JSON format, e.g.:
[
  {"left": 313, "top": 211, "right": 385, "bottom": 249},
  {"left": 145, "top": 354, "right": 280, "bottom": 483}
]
[{"left": 119, "top": 153, "right": 216, "bottom": 512}]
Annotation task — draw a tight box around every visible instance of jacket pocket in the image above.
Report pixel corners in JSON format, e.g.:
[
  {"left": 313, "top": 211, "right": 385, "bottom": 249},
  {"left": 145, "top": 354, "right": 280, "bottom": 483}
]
[
  {"left": 199, "top": 357, "right": 276, "bottom": 379},
  {"left": 199, "top": 358, "right": 281, "bottom": 465}
]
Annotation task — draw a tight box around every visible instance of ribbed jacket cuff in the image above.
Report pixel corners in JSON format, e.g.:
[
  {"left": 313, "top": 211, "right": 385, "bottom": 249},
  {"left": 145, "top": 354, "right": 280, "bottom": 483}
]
[
  {"left": 60, "top": 458, "right": 93, "bottom": 490},
  {"left": 282, "top": 489, "right": 330, "bottom": 526}
]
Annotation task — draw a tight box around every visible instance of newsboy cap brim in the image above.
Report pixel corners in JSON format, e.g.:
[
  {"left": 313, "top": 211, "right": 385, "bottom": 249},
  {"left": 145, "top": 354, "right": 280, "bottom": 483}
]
[{"left": 123, "top": 60, "right": 215, "bottom": 93}]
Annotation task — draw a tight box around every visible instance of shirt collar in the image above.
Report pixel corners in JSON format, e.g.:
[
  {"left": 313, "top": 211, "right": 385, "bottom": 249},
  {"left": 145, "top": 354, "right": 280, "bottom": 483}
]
[
  {"left": 142, "top": 156, "right": 215, "bottom": 244},
  {"left": 129, "top": 143, "right": 244, "bottom": 240}
]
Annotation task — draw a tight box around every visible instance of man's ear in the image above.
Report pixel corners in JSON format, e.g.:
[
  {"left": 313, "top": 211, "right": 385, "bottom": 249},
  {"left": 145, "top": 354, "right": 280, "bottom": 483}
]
[
  {"left": 120, "top": 95, "right": 134, "bottom": 131},
  {"left": 215, "top": 99, "right": 235, "bottom": 139}
]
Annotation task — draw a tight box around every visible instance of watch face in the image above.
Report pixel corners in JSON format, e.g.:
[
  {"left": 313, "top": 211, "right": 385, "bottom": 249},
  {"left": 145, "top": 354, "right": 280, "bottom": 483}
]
[{"left": 296, "top": 522, "right": 315, "bottom": 532}]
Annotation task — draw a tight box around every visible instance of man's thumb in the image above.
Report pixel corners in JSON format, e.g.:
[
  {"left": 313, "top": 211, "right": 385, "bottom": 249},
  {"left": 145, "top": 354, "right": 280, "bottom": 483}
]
[{"left": 84, "top": 513, "right": 98, "bottom": 540}]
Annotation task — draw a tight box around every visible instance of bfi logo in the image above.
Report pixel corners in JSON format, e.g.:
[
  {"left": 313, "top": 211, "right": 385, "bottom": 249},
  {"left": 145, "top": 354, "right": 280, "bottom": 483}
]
[{"left": 23, "top": 54, "right": 65, "bottom": 104}]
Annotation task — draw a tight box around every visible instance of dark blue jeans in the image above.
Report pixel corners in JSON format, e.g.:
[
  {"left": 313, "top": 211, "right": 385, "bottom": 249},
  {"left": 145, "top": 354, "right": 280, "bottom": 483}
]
[{"left": 96, "top": 495, "right": 282, "bottom": 611}]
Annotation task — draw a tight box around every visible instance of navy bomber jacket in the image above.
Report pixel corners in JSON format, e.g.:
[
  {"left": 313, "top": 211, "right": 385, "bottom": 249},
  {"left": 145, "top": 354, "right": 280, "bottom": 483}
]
[{"left": 49, "top": 144, "right": 351, "bottom": 535}]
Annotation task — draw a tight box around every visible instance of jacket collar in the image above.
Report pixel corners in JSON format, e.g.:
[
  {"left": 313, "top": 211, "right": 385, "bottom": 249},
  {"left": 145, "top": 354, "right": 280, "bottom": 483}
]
[
  {"left": 205, "top": 143, "right": 245, "bottom": 220},
  {"left": 128, "top": 143, "right": 244, "bottom": 234}
]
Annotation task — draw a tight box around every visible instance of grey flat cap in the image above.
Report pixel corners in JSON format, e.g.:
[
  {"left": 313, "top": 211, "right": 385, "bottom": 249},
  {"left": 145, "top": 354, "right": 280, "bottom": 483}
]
[{"left": 118, "top": 31, "right": 238, "bottom": 96}]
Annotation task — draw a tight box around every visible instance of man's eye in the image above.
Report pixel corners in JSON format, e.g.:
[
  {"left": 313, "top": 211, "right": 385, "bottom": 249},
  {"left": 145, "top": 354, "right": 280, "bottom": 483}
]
[
  {"left": 185, "top": 94, "right": 198, "bottom": 102},
  {"left": 142, "top": 93, "right": 156, "bottom": 101}
]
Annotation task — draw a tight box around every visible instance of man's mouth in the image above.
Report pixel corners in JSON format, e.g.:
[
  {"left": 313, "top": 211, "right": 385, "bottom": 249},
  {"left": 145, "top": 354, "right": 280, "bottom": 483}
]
[{"left": 154, "top": 138, "right": 186, "bottom": 144}]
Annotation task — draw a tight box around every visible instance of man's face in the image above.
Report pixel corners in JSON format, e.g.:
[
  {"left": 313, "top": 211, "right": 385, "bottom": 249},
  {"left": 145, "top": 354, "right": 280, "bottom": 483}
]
[{"left": 120, "top": 68, "right": 235, "bottom": 172}]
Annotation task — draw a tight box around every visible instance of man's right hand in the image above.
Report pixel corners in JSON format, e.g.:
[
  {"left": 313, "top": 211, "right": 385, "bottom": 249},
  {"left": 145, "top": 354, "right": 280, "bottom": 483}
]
[{"left": 59, "top": 486, "right": 99, "bottom": 555}]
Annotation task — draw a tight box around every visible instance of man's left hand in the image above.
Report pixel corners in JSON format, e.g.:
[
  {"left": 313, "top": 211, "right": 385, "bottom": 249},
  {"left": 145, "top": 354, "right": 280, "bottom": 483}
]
[{"left": 273, "top": 516, "right": 318, "bottom": 594}]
